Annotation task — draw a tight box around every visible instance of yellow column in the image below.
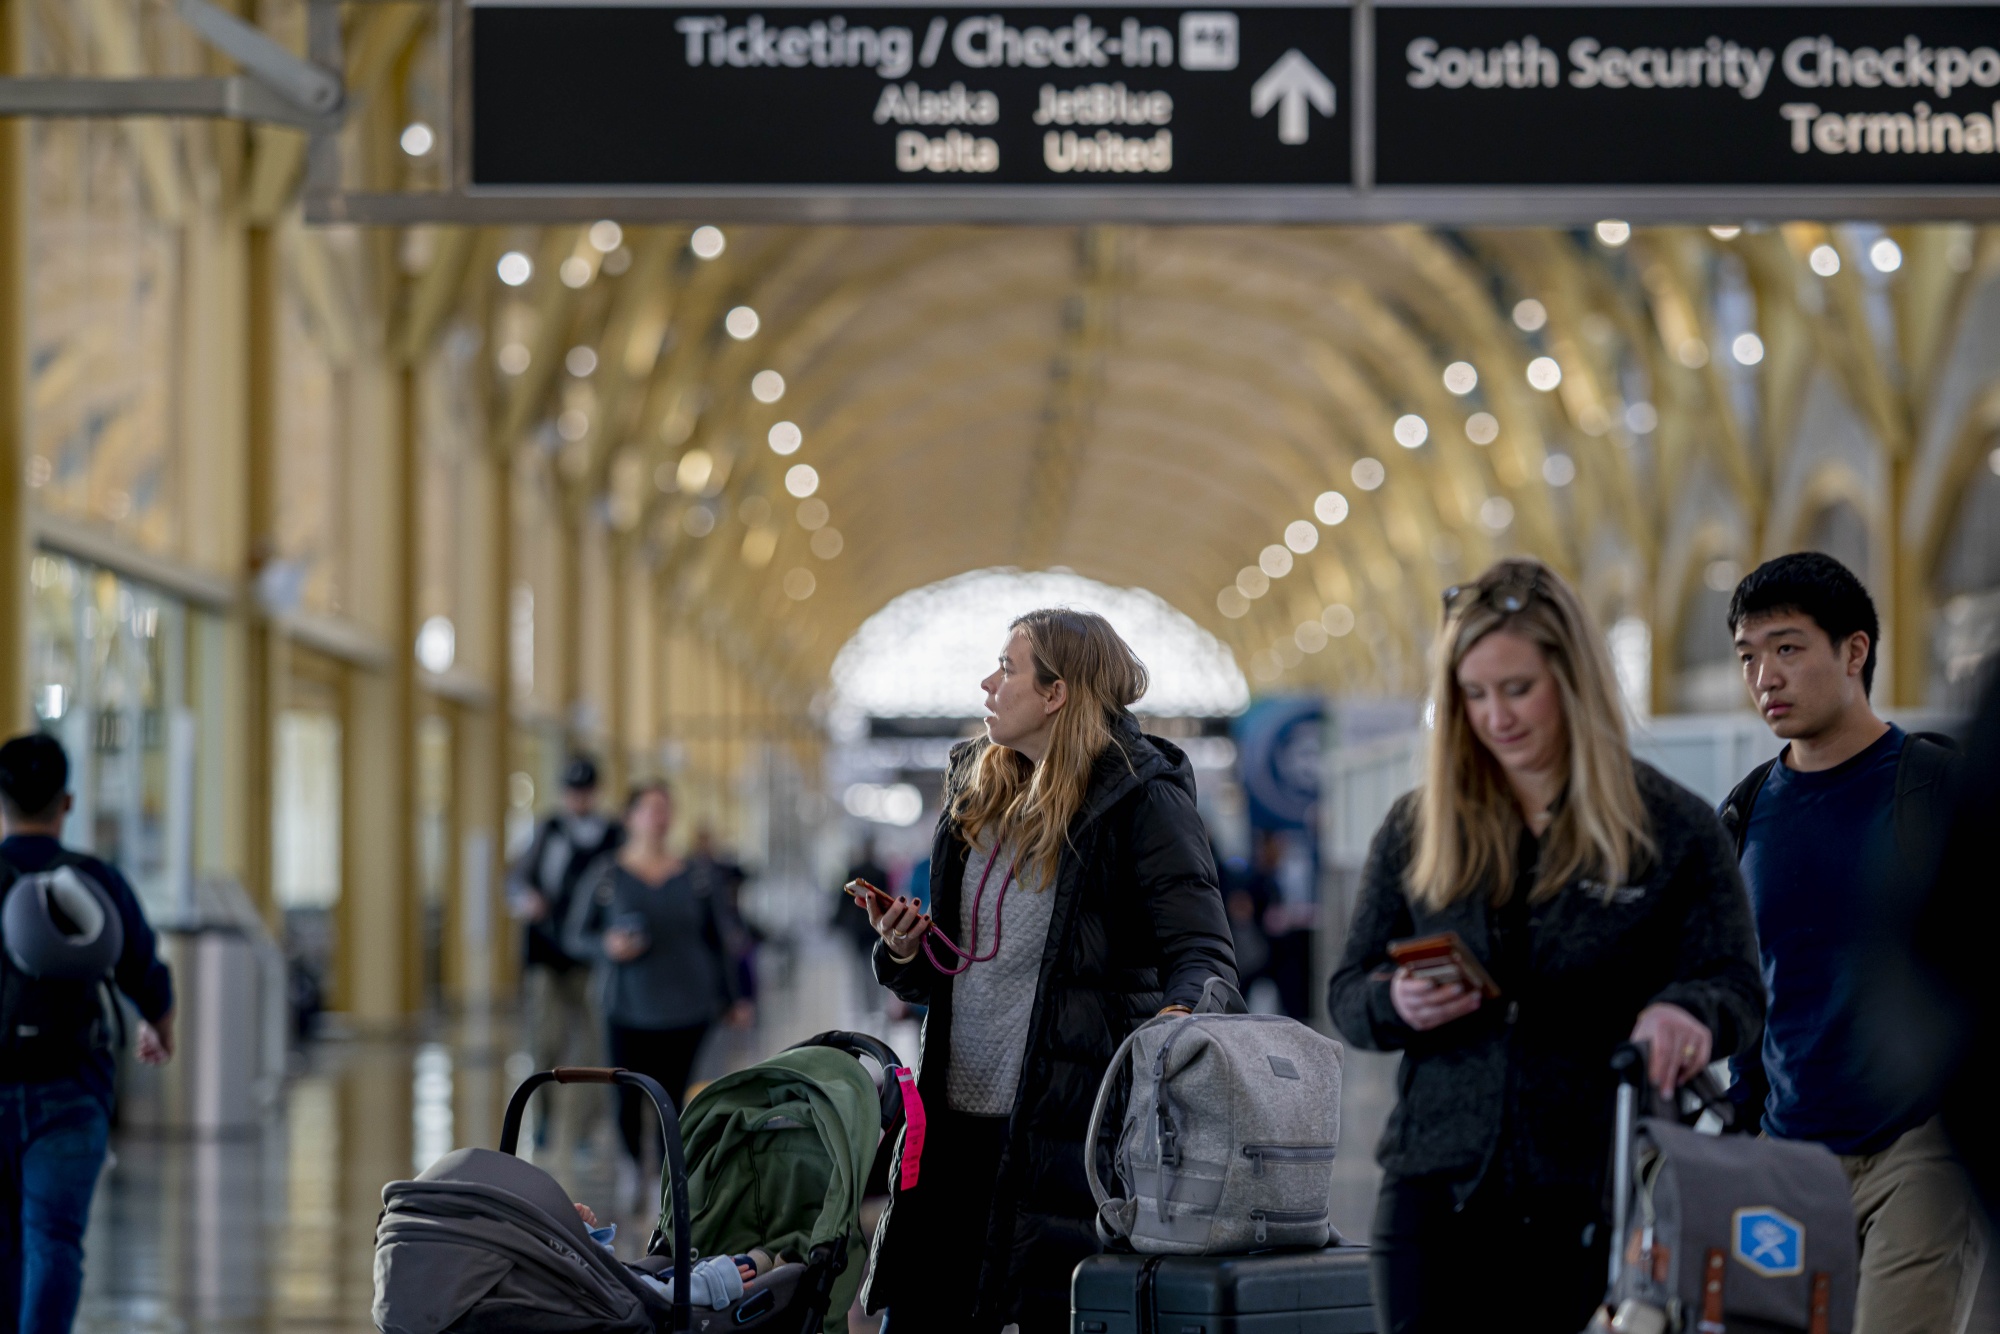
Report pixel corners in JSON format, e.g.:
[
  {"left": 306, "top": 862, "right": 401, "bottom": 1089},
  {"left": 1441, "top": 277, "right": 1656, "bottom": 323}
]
[
  {"left": 242, "top": 226, "right": 282, "bottom": 919},
  {"left": 337, "top": 362, "right": 418, "bottom": 1024},
  {"left": 399, "top": 367, "right": 424, "bottom": 1013},
  {"left": 607, "top": 532, "right": 629, "bottom": 798},
  {"left": 486, "top": 440, "right": 517, "bottom": 999},
  {"left": 0, "top": 0, "right": 29, "bottom": 737},
  {"left": 1885, "top": 453, "right": 1926, "bottom": 709}
]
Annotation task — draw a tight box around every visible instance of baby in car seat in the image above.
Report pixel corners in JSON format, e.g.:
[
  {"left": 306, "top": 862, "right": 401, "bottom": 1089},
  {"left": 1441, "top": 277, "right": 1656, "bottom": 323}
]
[{"left": 570, "top": 1203, "right": 760, "bottom": 1309}]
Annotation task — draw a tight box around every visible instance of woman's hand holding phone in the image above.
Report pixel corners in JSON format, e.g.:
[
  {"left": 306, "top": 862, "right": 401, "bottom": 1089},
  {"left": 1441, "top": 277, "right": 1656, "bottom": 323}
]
[
  {"left": 1390, "top": 968, "right": 1485, "bottom": 1030},
  {"left": 854, "top": 879, "right": 929, "bottom": 961}
]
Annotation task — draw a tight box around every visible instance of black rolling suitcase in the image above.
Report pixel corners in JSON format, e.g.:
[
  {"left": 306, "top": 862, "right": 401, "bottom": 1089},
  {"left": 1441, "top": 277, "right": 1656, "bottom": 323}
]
[{"left": 1072, "top": 1245, "right": 1376, "bottom": 1334}]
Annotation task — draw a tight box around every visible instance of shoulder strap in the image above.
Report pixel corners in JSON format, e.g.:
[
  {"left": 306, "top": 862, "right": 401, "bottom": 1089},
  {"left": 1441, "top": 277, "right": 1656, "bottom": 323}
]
[
  {"left": 1893, "top": 734, "right": 1959, "bottom": 869},
  {"left": 1719, "top": 759, "right": 1778, "bottom": 858}
]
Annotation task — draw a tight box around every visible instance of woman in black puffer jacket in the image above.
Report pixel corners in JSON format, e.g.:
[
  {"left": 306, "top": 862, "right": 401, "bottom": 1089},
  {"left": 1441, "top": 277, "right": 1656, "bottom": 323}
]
[
  {"left": 858, "top": 608, "right": 1236, "bottom": 1334},
  {"left": 1327, "top": 560, "right": 1765, "bottom": 1334}
]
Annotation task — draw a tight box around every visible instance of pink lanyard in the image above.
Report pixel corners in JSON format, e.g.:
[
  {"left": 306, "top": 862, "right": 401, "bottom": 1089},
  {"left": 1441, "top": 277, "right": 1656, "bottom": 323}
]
[{"left": 922, "top": 849, "right": 1016, "bottom": 976}]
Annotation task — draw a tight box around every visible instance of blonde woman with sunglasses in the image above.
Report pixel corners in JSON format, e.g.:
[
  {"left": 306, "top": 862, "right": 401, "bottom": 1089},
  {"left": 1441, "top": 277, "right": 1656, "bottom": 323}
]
[{"left": 1327, "top": 560, "right": 1765, "bottom": 1333}]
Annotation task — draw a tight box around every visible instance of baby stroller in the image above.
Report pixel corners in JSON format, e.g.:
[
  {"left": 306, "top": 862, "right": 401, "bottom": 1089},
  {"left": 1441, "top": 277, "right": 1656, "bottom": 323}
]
[
  {"left": 374, "top": 1066, "right": 700, "bottom": 1334},
  {"left": 669, "top": 1030, "right": 919, "bottom": 1334},
  {"left": 372, "top": 1032, "right": 915, "bottom": 1334}
]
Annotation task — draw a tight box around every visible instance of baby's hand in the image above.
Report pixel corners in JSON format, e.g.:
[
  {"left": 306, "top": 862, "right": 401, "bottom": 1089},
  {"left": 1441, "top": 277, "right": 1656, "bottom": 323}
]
[{"left": 573, "top": 1202, "right": 600, "bottom": 1228}]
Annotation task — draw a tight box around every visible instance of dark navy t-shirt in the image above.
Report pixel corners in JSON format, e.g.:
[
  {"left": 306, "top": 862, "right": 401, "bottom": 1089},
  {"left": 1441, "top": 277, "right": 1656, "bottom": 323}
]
[
  {"left": 0, "top": 835, "right": 174, "bottom": 1106},
  {"left": 1739, "top": 725, "right": 1919, "bottom": 1154}
]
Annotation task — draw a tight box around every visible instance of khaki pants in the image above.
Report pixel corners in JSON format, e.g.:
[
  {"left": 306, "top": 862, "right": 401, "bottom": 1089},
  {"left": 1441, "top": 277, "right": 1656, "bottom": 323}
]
[
  {"left": 1842, "top": 1117, "right": 1988, "bottom": 1334},
  {"left": 524, "top": 963, "right": 601, "bottom": 1152}
]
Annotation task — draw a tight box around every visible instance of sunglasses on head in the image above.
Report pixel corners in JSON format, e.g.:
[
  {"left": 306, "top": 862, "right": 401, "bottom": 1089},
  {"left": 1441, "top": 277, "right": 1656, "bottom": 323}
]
[{"left": 1441, "top": 568, "right": 1549, "bottom": 619}]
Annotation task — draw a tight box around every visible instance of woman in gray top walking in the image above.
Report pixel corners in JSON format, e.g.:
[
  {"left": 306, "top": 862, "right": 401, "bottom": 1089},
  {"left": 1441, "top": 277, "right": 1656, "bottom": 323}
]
[
  {"left": 566, "top": 781, "right": 749, "bottom": 1167},
  {"left": 858, "top": 608, "right": 1236, "bottom": 1334}
]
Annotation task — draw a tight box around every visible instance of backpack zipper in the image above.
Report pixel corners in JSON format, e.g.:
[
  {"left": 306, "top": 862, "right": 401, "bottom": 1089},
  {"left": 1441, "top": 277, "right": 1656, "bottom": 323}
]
[
  {"left": 1241, "top": 1144, "right": 1337, "bottom": 1177},
  {"left": 1249, "top": 1207, "right": 1327, "bottom": 1245}
]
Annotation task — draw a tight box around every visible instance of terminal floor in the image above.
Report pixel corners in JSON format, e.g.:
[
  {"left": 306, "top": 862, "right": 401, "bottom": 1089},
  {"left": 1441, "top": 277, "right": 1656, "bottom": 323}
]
[{"left": 70, "top": 939, "right": 1382, "bottom": 1331}]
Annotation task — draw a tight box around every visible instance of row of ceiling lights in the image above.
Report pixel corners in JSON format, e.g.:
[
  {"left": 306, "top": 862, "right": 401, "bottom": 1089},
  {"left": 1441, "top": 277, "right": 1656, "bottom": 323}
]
[
  {"left": 1238, "top": 221, "right": 1911, "bottom": 686},
  {"left": 487, "top": 220, "right": 832, "bottom": 601},
  {"left": 1593, "top": 218, "right": 1902, "bottom": 276},
  {"left": 464, "top": 205, "right": 1920, "bottom": 675}
]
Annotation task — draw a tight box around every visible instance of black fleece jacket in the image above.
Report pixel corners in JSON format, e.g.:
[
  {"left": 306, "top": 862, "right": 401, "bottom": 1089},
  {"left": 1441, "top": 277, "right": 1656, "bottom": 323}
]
[
  {"left": 861, "top": 715, "right": 1236, "bottom": 1327},
  {"left": 1327, "top": 761, "right": 1764, "bottom": 1204}
]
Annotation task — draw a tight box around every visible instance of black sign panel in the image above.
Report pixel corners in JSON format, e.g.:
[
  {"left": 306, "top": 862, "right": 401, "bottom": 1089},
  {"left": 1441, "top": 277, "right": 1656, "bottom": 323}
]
[
  {"left": 471, "top": 3, "right": 1349, "bottom": 187},
  {"left": 1376, "top": 6, "right": 2000, "bottom": 185}
]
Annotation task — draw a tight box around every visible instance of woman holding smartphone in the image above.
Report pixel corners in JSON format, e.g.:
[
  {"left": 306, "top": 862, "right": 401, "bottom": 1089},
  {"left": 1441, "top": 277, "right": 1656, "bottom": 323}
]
[
  {"left": 1326, "top": 560, "right": 1764, "bottom": 1334},
  {"left": 859, "top": 608, "right": 1235, "bottom": 1334},
  {"left": 565, "top": 781, "right": 750, "bottom": 1176}
]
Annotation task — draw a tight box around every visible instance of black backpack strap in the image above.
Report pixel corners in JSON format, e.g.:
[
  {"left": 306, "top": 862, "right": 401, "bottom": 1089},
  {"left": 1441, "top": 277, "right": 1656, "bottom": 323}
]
[
  {"left": 1717, "top": 759, "right": 1777, "bottom": 1133},
  {"left": 1893, "top": 733, "right": 1959, "bottom": 874},
  {"left": 1719, "top": 759, "right": 1779, "bottom": 859}
]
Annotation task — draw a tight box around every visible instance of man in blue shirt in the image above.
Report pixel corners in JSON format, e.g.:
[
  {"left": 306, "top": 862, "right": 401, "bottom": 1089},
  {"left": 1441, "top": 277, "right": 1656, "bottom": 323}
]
[
  {"left": 1726, "top": 553, "right": 1984, "bottom": 1334},
  {"left": 1, "top": 733, "right": 174, "bottom": 1334}
]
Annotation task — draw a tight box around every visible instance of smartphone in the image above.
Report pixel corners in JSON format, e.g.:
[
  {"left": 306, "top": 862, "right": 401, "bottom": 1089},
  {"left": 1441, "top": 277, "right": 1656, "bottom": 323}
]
[
  {"left": 844, "top": 878, "right": 896, "bottom": 912},
  {"left": 1387, "top": 931, "right": 1502, "bottom": 999}
]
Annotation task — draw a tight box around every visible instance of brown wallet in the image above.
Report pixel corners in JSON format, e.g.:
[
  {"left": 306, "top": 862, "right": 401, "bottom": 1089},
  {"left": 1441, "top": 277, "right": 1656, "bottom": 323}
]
[{"left": 1386, "top": 931, "right": 1503, "bottom": 999}]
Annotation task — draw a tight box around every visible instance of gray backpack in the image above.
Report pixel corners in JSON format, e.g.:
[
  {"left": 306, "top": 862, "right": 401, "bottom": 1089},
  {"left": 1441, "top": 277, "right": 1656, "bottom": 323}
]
[{"left": 1085, "top": 981, "right": 1343, "bottom": 1254}]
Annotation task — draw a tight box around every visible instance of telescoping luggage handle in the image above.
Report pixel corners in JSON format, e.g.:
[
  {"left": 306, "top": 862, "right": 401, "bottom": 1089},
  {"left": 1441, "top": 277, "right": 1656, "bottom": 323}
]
[
  {"left": 788, "top": 1030, "right": 927, "bottom": 1190},
  {"left": 498, "top": 1067, "right": 693, "bottom": 1334},
  {"left": 1608, "top": 1044, "right": 1646, "bottom": 1292}
]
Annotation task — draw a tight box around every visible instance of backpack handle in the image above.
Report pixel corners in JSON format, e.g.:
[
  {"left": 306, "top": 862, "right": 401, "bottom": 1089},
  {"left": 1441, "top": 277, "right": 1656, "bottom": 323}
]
[{"left": 1195, "top": 975, "right": 1247, "bottom": 1015}]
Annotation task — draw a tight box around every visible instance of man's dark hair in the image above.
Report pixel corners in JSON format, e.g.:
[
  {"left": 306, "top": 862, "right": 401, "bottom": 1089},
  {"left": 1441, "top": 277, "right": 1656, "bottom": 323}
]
[
  {"left": 561, "top": 754, "right": 599, "bottom": 791},
  {"left": 0, "top": 732, "right": 70, "bottom": 822},
  {"left": 1728, "top": 551, "right": 1881, "bottom": 696}
]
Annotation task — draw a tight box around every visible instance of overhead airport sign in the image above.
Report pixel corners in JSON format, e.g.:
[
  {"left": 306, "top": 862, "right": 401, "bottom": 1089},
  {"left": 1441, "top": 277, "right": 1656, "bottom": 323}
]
[
  {"left": 471, "top": 3, "right": 1351, "bottom": 187},
  {"left": 301, "top": 0, "right": 2000, "bottom": 221},
  {"left": 1377, "top": 6, "right": 2000, "bottom": 186}
]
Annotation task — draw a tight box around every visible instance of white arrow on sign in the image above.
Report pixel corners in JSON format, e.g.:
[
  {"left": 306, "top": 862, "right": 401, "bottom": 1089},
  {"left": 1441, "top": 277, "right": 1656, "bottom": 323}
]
[{"left": 1250, "top": 49, "right": 1336, "bottom": 145}]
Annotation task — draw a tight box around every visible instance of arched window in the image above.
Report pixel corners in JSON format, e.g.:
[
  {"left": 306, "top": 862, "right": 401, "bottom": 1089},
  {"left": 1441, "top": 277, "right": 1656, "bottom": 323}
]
[{"left": 830, "top": 568, "right": 1249, "bottom": 722}]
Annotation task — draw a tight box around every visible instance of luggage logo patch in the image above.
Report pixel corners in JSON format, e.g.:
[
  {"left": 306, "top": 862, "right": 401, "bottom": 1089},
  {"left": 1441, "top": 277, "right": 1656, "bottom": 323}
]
[{"left": 1731, "top": 1207, "right": 1804, "bottom": 1277}]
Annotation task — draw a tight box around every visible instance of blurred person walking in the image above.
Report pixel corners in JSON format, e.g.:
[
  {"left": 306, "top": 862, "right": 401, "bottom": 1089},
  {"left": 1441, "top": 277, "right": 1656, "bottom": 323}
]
[
  {"left": 565, "top": 782, "right": 750, "bottom": 1202},
  {"left": 1, "top": 734, "right": 175, "bottom": 1334},
  {"left": 859, "top": 608, "right": 1236, "bottom": 1334},
  {"left": 507, "top": 756, "right": 621, "bottom": 1152},
  {"left": 1327, "top": 560, "right": 1764, "bottom": 1334},
  {"left": 835, "top": 837, "right": 892, "bottom": 956},
  {"left": 687, "top": 826, "right": 755, "bottom": 1004},
  {"left": 1723, "top": 553, "right": 1986, "bottom": 1333}
]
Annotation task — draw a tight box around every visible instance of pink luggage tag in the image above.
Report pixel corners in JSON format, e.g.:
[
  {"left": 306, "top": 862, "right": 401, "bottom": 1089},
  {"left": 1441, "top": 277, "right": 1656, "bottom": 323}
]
[{"left": 894, "top": 1067, "right": 926, "bottom": 1190}]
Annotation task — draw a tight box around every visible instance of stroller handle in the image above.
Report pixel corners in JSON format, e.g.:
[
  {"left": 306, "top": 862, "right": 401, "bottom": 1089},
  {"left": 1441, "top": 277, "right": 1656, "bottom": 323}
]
[
  {"left": 551, "top": 1065, "right": 620, "bottom": 1084},
  {"left": 499, "top": 1067, "right": 694, "bottom": 1334}
]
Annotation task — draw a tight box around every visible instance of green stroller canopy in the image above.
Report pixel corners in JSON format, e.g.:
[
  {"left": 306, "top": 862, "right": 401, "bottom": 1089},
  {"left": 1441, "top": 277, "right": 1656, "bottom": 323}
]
[{"left": 668, "top": 1044, "right": 889, "bottom": 1332}]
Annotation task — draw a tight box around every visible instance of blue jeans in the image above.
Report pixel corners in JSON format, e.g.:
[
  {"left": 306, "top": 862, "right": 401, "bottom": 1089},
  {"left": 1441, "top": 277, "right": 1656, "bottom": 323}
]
[{"left": 0, "top": 1080, "right": 110, "bottom": 1334}]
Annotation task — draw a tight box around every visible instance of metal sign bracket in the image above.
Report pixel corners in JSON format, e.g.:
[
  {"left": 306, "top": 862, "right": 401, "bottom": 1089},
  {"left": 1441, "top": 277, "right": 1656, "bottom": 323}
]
[{"left": 0, "top": 0, "right": 344, "bottom": 132}]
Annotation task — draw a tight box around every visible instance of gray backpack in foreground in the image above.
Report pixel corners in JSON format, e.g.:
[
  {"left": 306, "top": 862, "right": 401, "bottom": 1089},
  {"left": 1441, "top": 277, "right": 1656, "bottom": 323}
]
[
  {"left": 1086, "top": 981, "right": 1343, "bottom": 1254},
  {"left": 1608, "top": 1118, "right": 1857, "bottom": 1334}
]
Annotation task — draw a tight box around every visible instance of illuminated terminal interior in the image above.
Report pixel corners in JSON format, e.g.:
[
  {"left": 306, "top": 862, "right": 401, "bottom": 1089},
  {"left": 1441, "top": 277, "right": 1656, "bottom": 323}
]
[{"left": 1, "top": 2, "right": 1999, "bottom": 1331}]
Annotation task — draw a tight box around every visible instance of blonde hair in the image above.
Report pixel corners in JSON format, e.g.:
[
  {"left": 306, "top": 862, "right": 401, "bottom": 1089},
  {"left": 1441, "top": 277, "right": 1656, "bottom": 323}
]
[
  {"left": 953, "top": 608, "right": 1148, "bottom": 886},
  {"left": 1409, "top": 559, "right": 1652, "bottom": 911}
]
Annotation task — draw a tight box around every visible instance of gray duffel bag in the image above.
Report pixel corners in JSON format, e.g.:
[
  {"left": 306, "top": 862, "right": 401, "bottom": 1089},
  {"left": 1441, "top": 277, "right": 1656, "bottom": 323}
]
[
  {"left": 1601, "top": 1048, "right": 1858, "bottom": 1334},
  {"left": 1085, "top": 978, "right": 1344, "bottom": 1254}
]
